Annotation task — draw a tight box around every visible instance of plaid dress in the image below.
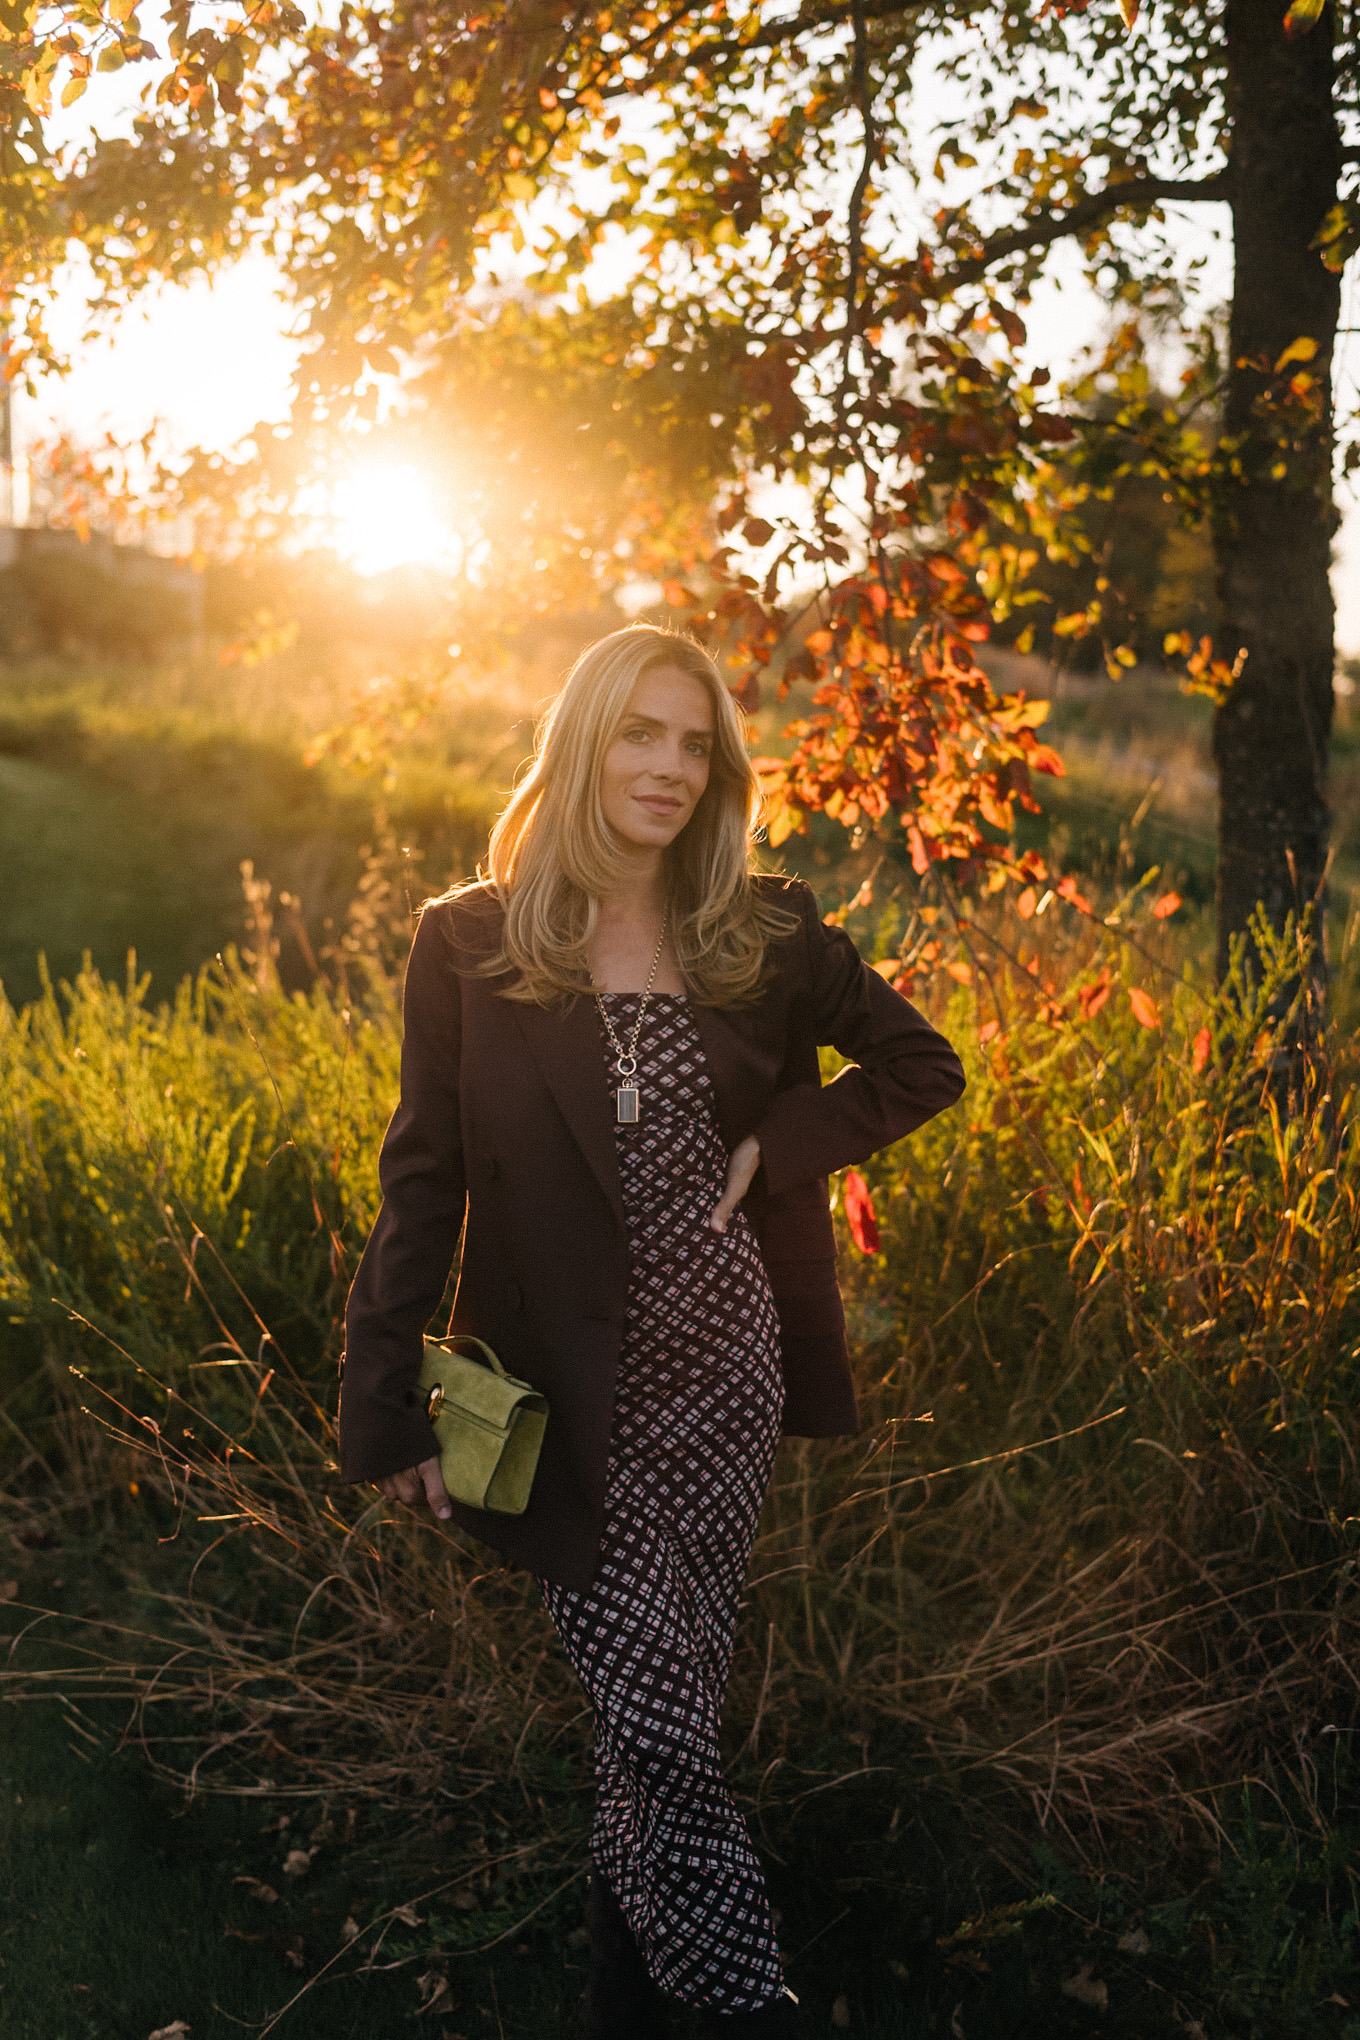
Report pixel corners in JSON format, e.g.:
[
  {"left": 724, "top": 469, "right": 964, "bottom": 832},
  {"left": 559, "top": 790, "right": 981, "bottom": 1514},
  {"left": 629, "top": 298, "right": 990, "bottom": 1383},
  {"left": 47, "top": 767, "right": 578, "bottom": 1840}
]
[{"left": 539, "top": 994, "right": 787, "bottom": 2012}]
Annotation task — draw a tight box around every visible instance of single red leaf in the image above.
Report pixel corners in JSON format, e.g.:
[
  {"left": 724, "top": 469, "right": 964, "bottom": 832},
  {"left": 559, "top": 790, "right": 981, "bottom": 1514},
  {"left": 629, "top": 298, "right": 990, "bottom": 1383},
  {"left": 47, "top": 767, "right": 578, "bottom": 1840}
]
[
  {"left": 1191, "top": 1025, "right": 1212, "bottom": 1074},
  {"left": 1129, "top": 987, "right": 1161, "bottom": 1030},
  {"left": 843, "top": 1169, "right": 881, "bottom": 1255},
  {"left": 1152, "top": 891, "right": 1182, "bottom": 920}
]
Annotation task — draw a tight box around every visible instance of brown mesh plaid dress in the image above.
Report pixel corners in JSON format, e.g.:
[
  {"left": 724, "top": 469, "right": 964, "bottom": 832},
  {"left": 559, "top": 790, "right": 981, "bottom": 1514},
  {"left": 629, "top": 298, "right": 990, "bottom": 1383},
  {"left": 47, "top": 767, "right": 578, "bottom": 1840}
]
[{"left": 539, "top": 993, "right": 787, "bottom": 2013}]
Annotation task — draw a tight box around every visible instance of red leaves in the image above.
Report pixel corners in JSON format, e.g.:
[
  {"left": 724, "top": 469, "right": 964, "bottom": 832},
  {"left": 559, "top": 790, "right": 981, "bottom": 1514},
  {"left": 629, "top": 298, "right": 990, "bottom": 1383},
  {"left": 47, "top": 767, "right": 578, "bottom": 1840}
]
[
  {"left": 1056, "top": 875, "right": 1092, "bottom": 914},
  {"left": 1128, "top": 986, "right": 1161, "bottom": 1030},
  {"left": 1028, "top": 412, "right": 1078, "bottom": 442},
  {"left": 757, "top": 585, "right": 1062, "bottom": 883},
  {"left": 1191, "top": 1025, "right": 1212, "bottom": 1074},
  {"left": 843, "top": 1169, "right": 881, "bottom": 1255},
  {"left": 1152, "top": 891, "right": 1182, "bottom": 920},
  {"left": 1076, "top": 968, "right": 1112, "bottom": 1020}
]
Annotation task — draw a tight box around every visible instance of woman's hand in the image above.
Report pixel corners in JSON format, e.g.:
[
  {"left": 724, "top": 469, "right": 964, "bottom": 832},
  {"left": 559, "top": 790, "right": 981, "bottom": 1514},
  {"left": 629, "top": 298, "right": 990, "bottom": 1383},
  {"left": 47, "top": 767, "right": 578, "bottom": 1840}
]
[
  {"left": 710, "top": 1135, "right": 761, "bottom": 1233},
  {"left": 376, "top": 1455, "right": 453, "bottom": 1521}
]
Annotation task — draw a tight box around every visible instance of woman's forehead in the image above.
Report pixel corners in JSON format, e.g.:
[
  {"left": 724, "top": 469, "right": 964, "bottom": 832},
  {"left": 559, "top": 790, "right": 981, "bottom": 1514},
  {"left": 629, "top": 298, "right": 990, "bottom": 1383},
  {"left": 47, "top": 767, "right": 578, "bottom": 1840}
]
[{"left": 624, "top": 663, "right": 715, "bottom": 728}]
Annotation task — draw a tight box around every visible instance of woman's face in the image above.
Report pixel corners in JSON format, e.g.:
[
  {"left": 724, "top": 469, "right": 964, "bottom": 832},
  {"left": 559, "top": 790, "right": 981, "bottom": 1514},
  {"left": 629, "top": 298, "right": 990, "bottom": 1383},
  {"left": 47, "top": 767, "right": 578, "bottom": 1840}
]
[{"left": 599, "top": 664, "right": 716, "bottom": 854}]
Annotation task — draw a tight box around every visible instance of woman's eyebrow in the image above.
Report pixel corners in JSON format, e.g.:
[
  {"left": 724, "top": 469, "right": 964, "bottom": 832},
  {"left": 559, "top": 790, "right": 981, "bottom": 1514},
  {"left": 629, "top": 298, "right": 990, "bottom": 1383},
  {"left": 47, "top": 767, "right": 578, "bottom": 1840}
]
[{"left": 623, "top": 713, "right": 714, "bottom": 738}]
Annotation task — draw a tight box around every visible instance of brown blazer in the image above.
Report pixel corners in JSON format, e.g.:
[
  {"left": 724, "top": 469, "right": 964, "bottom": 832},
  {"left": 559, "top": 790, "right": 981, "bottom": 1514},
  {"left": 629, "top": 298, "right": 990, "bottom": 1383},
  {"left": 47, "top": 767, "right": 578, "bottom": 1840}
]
[{"left": 339, "top": 877, "right": 965, "bottom": 1587}]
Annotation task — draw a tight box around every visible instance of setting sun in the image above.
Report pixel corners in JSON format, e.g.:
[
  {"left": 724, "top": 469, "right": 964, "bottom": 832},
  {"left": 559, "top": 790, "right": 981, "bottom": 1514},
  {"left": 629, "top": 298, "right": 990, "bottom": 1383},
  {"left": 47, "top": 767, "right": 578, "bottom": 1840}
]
[{"left": 329, "top": 460, "right": 459, "bottom": 577}]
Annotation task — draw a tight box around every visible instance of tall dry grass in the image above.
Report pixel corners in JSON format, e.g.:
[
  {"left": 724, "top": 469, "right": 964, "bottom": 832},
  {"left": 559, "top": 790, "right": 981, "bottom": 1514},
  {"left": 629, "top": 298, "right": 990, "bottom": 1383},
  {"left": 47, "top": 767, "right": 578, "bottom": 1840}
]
[{"left": 2, "top": 885, "right": 1357, "bottom": 1901}]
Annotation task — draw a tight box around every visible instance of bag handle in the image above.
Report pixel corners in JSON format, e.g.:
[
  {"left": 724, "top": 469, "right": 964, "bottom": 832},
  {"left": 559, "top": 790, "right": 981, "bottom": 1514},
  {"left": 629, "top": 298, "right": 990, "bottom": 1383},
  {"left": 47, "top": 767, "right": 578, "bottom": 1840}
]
[{"left": 435, "top": 1335, "right": 507, "bottom": 1379}]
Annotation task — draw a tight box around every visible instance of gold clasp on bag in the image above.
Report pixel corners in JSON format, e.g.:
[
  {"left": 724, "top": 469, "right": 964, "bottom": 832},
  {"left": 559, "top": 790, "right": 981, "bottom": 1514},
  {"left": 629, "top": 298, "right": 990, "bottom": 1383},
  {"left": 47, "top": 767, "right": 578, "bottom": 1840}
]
[{"left": 426, "top": 1382, "right": 445, "bottom": 1421}]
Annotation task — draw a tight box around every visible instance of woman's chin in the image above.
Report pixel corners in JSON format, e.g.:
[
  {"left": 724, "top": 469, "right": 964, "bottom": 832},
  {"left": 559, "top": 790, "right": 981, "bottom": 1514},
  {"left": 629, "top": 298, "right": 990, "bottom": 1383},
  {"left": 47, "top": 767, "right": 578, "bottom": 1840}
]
[{"left": 610, "top": 816, "right": 689, "bottom": 854}]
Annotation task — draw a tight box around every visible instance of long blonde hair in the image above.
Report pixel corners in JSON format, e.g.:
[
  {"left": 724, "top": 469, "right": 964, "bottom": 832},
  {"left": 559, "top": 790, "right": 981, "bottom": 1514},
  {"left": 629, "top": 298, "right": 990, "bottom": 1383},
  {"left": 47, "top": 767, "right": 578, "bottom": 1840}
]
[{"left": 446, "top": 624, "right": 793, "bottom": 1006}]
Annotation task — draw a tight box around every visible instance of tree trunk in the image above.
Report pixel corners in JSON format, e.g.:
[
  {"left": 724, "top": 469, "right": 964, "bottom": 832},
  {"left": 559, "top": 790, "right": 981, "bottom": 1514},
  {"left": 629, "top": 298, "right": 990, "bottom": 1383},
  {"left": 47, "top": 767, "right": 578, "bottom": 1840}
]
[{"left": 1214, "top": 0, "right": 1341, "bottom": 982}]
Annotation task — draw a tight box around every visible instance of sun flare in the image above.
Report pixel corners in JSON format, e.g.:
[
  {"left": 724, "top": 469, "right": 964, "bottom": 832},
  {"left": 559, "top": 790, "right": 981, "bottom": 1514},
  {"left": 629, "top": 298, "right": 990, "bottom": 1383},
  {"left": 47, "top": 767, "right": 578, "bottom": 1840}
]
[{"left": 329, "top": 460, "right": 458, "bottom": 577}]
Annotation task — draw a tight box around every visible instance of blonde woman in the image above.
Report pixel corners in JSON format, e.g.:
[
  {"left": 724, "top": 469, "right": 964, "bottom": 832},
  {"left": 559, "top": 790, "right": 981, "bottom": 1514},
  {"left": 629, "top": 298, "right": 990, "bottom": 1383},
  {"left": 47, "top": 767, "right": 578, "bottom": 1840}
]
[{"left": 339, "top": 624, "right": 965, "bottom": 2035}]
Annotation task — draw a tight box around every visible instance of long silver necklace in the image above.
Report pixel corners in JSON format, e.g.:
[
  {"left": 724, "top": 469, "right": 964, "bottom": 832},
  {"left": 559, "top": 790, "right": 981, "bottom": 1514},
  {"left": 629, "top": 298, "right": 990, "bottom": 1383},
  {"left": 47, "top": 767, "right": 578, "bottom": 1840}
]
[{"left": 595, "top": 912, "right": 670, "bottom": 1125}]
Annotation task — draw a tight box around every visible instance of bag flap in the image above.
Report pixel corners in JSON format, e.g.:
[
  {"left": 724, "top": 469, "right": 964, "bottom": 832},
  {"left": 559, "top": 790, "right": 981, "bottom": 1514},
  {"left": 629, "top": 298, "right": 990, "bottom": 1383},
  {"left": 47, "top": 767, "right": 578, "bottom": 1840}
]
[{"left": 419, "top": 1340, "right": 534, "bottom": 1430}]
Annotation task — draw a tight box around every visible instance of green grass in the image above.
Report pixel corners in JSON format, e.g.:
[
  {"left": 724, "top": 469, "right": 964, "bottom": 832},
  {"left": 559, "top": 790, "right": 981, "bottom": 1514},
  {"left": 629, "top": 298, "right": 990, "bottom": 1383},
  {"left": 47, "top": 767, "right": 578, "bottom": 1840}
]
[
  {"left": 5, "top": 1652, "right": 1357, "bottom": 2040},
  {"left": 5, "top": 648, "right": 1360, "bottom": 2039},
  {"left": 0, "top": 655, "right": 500, "bottom": 1009},
  {"left": 0, "top": 1704, "right": 585, "bottom": 2040}
]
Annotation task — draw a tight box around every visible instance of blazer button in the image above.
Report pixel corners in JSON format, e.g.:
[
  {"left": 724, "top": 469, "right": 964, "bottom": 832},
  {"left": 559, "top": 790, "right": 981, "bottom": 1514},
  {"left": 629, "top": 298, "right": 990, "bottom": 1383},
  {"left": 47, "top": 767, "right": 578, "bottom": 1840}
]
[{"left": 505, "top": 1279, "right": 524, "bottom": 1311}]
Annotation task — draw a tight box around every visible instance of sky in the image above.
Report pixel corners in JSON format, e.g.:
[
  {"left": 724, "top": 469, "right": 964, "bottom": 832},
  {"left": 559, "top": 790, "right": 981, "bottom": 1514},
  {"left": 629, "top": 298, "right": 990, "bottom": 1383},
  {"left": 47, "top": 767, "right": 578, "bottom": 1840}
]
[{"left": 12, "top": 53, "right": 1360, "bottom": 644}]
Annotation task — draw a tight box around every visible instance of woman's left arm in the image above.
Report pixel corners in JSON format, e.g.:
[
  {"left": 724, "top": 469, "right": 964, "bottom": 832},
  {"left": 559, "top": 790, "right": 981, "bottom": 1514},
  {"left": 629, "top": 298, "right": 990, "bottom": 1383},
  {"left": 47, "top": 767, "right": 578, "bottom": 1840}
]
[{"left": 753, "top": 885, "right": 966, "bottom": 1197}]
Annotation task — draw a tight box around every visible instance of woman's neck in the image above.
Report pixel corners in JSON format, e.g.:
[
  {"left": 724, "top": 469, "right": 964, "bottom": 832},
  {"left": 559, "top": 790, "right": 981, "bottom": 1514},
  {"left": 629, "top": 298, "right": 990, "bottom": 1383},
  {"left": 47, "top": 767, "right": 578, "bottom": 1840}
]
[
  {"left": 595, "top": 847, "right": 667, "bottom": 927},
  {"left": 588, "top": 851, "right": 686, "bottom": 993}
]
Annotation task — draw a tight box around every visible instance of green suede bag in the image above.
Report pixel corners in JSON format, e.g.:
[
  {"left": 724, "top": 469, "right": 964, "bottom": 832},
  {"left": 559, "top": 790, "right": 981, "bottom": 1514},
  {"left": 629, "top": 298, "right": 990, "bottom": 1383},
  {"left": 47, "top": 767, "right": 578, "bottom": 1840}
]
[{"left": 416, "top": 1335, "right": 550, "bottom": 1516}]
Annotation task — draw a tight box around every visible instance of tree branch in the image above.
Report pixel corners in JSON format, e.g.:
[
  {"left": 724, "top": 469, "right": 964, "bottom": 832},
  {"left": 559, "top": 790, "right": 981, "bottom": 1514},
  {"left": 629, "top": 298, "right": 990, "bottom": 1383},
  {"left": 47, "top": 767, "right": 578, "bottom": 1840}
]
[{"left": 918, "top": 173, "right": 1231, "bottom": 295}]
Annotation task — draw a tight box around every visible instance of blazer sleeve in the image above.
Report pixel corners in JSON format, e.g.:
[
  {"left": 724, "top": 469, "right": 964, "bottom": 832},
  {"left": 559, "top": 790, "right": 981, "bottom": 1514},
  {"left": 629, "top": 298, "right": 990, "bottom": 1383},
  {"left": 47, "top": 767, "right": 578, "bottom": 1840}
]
[
  {"left": 338, "top": 906, "right": 469, "bottom": 1483},
  {"left": 753, "top": 883, "right": 966, "bottom": 1197}
]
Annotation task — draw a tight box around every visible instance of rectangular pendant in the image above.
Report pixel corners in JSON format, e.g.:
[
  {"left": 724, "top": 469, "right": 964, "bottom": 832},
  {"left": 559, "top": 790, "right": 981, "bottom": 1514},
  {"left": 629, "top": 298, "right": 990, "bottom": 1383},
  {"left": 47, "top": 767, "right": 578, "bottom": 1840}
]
[{"left": 616, "top": 1086, "right": 640, "bottom": 1124}]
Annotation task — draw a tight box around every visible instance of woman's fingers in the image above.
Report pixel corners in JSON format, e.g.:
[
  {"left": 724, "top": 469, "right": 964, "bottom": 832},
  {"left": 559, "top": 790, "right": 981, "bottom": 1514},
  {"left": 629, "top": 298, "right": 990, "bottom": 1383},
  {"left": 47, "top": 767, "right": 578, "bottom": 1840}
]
[
  {"left": 710, "top": 1136, "right": 761, "bottom": 1232},
  {"left": 418, "top": 1455, "right": 453, "bottom": 1521},
  {"left": 376, "top": 1458, "right": 451, "bottom": 1519}
]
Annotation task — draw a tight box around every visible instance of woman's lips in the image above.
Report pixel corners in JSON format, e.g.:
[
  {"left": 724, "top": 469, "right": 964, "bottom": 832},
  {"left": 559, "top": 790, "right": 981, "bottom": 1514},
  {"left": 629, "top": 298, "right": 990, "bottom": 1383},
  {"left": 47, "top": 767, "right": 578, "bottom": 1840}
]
[{"left": 633, "top": 794, "right": 683, "bottom": 816}]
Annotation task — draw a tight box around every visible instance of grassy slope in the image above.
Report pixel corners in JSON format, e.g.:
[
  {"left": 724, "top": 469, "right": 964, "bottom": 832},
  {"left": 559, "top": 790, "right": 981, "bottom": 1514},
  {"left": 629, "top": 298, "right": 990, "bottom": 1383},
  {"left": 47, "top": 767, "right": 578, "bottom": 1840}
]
[{"left": 0, "top": 656, "right": 501, "bottom": 1009}]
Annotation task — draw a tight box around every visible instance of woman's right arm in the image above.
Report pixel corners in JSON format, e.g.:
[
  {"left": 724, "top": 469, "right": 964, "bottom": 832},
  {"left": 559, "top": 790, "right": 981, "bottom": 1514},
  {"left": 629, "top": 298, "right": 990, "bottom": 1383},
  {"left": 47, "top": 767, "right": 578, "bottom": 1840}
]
[{"left": 338, "top": 906, "right": 469, "bottom": 1486}]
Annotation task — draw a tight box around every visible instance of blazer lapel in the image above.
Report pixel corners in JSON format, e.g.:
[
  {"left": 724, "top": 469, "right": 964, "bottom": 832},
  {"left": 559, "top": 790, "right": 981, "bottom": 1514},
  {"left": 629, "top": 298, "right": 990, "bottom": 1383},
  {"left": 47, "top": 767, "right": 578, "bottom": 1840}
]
[{"left": 510, "top": 997, "right": 626, "bottom": 1232}]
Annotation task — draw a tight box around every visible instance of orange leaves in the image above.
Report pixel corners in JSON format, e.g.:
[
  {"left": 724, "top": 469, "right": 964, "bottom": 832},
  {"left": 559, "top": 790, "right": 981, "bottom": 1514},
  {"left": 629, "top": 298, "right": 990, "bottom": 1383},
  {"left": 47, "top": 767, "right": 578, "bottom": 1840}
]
[
  {"left": 1128, "top": 986, "right": 1161, "bottom": 1030},
  {"left": 842, "top": 1169, "right": 881, "bottom": 1255},
  {"left": 1152, "top": 891, "right": 1182, "bottom": 920},
  {"left": 1056, "top": 875, "right": 1092, "bottom": 914},
  {"left": 1076, "top": 968, "right": 1112, "bottom": 1020},
  {"left": 1191, "top": 1025, "right": 1212, "bottom": 1074},
  {"left": 757, "top": 585, "right": 1063, "bottom": 892},
  {"left": 662, "top": 580, "right": 694, "bottom": 608},
  {"left": 1164, "top": 633, "right": 1248, "bottom": 706}
]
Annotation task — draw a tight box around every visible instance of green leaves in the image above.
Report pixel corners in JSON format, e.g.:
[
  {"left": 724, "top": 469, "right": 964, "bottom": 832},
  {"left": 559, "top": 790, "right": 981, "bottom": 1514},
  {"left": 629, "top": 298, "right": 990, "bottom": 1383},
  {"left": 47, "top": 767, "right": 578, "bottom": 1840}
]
[{"left": 1314, "top": 201, "right": 1360, "bottom": 275}]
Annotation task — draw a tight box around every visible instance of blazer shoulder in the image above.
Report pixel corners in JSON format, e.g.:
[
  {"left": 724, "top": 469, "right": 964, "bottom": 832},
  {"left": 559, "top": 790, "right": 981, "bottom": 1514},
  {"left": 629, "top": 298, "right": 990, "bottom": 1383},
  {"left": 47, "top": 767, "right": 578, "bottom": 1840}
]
[
  {"left": 751, "top": 871, "right": 818, "bottom": 922},
  {"left": 417, "top": 884, "right": 505, "bottom": 970}
]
